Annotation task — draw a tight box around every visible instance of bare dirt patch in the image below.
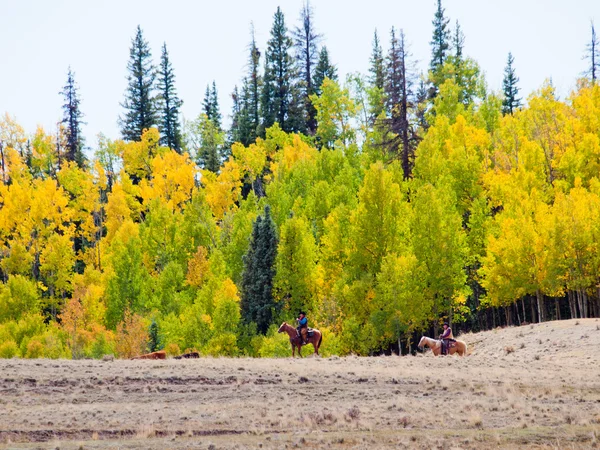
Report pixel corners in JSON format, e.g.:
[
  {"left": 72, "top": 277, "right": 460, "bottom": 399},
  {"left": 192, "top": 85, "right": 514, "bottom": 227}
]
[{"left": 1, "top": 319, "right": 599, "bottom": 449}]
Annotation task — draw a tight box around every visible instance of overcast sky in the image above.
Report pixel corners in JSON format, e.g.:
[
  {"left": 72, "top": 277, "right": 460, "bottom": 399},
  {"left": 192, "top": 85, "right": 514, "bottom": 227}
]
[{"left": 1, "top": 0, "right": 599, "bottom": 149}]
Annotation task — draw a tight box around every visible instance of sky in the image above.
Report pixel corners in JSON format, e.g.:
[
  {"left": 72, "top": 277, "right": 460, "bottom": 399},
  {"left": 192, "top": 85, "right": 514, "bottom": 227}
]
[{"left": 1, "top": 0, "right": 599, "bottom": 151}]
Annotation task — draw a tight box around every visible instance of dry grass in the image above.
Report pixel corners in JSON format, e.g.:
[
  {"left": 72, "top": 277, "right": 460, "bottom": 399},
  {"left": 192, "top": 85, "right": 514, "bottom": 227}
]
[{"left": 0, "top": 319, "right": 599, "bottom": 449}]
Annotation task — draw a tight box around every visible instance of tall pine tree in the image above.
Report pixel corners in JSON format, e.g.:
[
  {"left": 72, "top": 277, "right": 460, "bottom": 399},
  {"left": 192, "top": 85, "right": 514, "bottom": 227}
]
[
  {"left": 585, "top": 21, "right": 600, "bottom": 83},
  {"left": 369, "top": 29, "right": 385, "bottom": 91},
  {"left": 429, "top": 0, "right": 451, "bottom": 97},
  {"left": 240, "top": 205, "right": 278, "bottom": 334},
  {"left": 156, "top": 43, "right": 183, "bottom": 152},
  {"left": 247, "top": 25, "right": 262, "bottom": 141},
  {"left": 203, "top": 81, "right": 222, "bottom": 129},
  {"left": 120, "top": 25, "right": 157, "bottom": 141},
  {"left": 383, "top": 28, "right": 415, "bottom": 178},
  {"left": 502, "top": 52, "right": 521, "bottom": 115},
  {"left": 313, "top": 46, "right": 337, "bottom": 96},
  {"left": 293, "top": 1, "right": 322, "bottom": 134},
  {"left": 261, "top": 7, "right": 300, "bottom": 134},
  {"left": 60, "top": 67, "right": 85, "bottom": 168}
]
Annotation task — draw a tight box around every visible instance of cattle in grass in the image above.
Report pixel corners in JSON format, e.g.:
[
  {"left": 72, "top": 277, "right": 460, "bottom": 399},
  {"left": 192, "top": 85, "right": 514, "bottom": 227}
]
[
  {"left": 174, "top": 352, "right": 200, "bottom": 359},
  {"left": 131, "top": 350, "right": 167, "bottom": 360}
]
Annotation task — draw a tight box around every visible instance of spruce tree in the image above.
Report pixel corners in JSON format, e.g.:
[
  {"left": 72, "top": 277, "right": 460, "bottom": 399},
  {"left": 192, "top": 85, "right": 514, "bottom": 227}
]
[
  {"left": 203, "top": 81, "right": 222, "bottom": 129},
  {"left": 156, "top": 43, "right": 183, "bottom": 152},
  {"left": 585, "top": 21, "right": 600, "bottom": 83},
  {"left": 241, "top": 205, "right": 278, "bottom": 334},
  {"left": 247, "top": 25, "right": 262, "bottom": 141},
  {"left": 429, "top": 0, "right": 451, "bottom": 97},
  {"left": 313, "top": 46, "right": 337, "bottom": 96},
  {"left": 502, "top": 52, "right": 521, "bottom": 115},
  {"left": 369, "top": 29, "right": 385, "bottom": 91},
  {"left": 230, "top": 83, "right": 254, "bottom": 146},
  {"left": 261, "top": 7, "right": 299, "bottom": 134},
  {"left": 383, "top": 28, "right": 415, "bottom": 178},
  {"left": 120, "top": 26, "right": 157, "bottom": 141},
  {"left": 293, "top": 1, "right": 322, "bottom": 134},
  {"left": 148, "top": 319, "right": 162, "bottom": 352},
  {"left": 60, "top": 67, "right": 85, "bottom": 168},
  {"left": 415, "top": 74, "right": 429, "bottom": 131}
]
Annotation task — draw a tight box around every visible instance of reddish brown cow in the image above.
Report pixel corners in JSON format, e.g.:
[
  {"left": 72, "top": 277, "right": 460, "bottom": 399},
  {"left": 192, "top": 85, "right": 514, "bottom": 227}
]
[{"left": 131, "top": 350, "right": 167, "bottom": 360}]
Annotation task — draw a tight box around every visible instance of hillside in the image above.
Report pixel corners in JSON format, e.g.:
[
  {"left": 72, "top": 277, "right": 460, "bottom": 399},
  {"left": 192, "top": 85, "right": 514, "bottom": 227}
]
[
  {"left": 460, "top": 318, "right": 600, "bottom": 364},
  {"left": 1, "top": 319, "right": 599, "bottom": 449}
]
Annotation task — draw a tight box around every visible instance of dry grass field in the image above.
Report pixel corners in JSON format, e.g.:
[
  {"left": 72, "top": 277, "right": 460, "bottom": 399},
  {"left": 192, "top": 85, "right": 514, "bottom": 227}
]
[{"left": 1, "top": 318, "right": 599, "bottom": 449}]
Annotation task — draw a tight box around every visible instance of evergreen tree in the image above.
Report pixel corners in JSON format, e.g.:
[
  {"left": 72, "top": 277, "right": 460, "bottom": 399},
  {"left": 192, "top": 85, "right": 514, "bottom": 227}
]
[
  {"left": 156, "top": 43, "right": 183, "bottom": 152},
  {"left": 585, "top": 21, "right": 600, "bottom": 83},
  {"left": 261, "top": 7, "right": 299, "bottom": 133},
  {"left": 120, "top": 25, "right": 157, "bottom": 141},
  {"left": 203, "top": 81, "right": 222, "bottom": 129},
  {"left": 383, "top": 28, "right": 415, "bottom": 178},
  {"left": 240, "top": 205, "right": 278, "bottom": 334},
  {"left": 502, "top": 52, "right": 521, "bottom": 115},
  {"left": 369, "top": 29, "right": 385, "bottom": 91},
  {"left": 247, "top": 25, "right": 262, "bottom": 141},
  {"left": 452, "top": 20, "right": 464, "bottom": 62},
  {"left": 429, "top": 0, "right": 451, "bottom": 97},
  {"left": 60, "top": 67, "right": 85, "bottom": 168},
  {"left": 415, "top": 74, "right": 429, "bottom": 131},
  {"left": 293, "top": 1, "right": 322, "bottom": 134},
  {"left": 229, "top": 83, "right": 253, "bottom": 146},
  {"left": 313, "top": 46, "right": 337, "bottom": 96},
  {"left": 148, "top": 319, "right": 162, "bottom": 352}
]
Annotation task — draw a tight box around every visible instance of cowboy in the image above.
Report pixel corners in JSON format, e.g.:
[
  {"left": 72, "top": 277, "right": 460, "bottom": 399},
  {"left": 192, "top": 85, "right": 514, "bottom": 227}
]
[
  {"left": 296, "top": 311, "right": 308, "bottom": 345},
  {"left": 439, "top": 322, "right": 454, "bottom": 355}
]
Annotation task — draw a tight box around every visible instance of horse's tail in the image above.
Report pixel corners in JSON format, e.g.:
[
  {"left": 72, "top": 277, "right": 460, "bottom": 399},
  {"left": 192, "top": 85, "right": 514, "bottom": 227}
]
[{"left": 318, "top": 332, "right": 323, "bottom": 349}]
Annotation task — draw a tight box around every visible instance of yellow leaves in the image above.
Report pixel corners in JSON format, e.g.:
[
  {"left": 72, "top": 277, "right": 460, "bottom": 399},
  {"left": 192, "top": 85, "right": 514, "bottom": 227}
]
[
  {"left": 119, "top": 127, "right": 166, "bottom": 181},
  {"left": 215, "top": 278, "right": 239, "bottom": 305},
  {"left": 186, "top": 246, "right": 209, "bottom": 288},
  {"left": 40, "top": 233, "right": 75, "bottom": 294},
  {"left": 201, "top": 157, "right": 242, "bottom": 220},
  {"left": 139, "top": 151, "right": 196, "bottom": 211},
  {"left": 270, "top": 134, "right": 318, "bottom": 181},
  {"left": 232, "top": 141, "right": 267, "bottom": 180},
  {"left": 105, "top": 180, "right": 134, "bottom": 243},
  {"left": 115, "top": 311, "right": 148, "bottom": 358}
]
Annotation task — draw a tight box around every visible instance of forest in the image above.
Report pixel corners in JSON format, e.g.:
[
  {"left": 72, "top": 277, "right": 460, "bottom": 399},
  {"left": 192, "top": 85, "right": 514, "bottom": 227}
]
[{"left": 1, "top": 0, "right": 600, "bottom": 359}]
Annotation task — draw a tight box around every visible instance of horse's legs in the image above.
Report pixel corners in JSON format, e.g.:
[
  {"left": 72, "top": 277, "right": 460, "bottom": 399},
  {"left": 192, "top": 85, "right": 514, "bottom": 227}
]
[{"left": 298, "top": 344, "right": 303, "bottom": 358}]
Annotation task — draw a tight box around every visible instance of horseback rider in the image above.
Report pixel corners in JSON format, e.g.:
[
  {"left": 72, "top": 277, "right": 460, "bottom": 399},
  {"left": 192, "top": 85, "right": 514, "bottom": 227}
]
[
  {"left": 439, "top": 322, "right": 454, "bottom": 355},
  {"left": 296, "top": 311, "right": 308, "bottom": 345}
]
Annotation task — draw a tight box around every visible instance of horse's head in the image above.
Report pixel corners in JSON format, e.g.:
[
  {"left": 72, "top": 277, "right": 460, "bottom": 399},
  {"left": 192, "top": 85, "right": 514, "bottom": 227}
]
[
  {"left": 277, "top": 322, "right": 287, "bottom": 333},
  {"left": 417, "top": 336, "right": 426, "bottom": 350}
]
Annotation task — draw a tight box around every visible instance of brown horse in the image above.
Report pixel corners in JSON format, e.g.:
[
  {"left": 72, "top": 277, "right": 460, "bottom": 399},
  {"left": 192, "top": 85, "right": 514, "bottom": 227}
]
[
  {"left": 278, "top": 322, "right": 322, "bottom": 357},
  {"left": 417, "top": 336, "right": 468, "bottom": 356}
]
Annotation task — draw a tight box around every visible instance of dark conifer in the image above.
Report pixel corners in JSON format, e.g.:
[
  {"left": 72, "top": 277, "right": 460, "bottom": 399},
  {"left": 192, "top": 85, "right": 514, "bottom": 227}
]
[
  {"left": 502, "top": 52, "right": 521, "bottom": 115},
  {"left": 60, "top": 67, "right": 86, "bottom": 168},
  {"left": 156, "top": 43, "right": 183, "bottom": 152},
  {"left": 384, "top": 28, "right": 415, "bottom": 178},
  {"left": 203, "top": 81, "right": 222, "bottom": 129},
  {"left": 120, "top": 26, "right": 157, "bottom": 141},
  {"left": 261, "top": 7, "right": 298, "bottom": 133},
  {"left": 429, "top": 0, "right": 451, "bottom": 97},
  {"left": 313, "top": 46, "right": 337, "bottom": 96},
  {"left": 369, "top": 29, "right": 385, "bottom": 91},
  {"left": 240, "top": 205, "right": 278, "bottom": 334},
  {"left": 293, "top": 1, "right": 322, "bottom": 134},
  {"left": 247, "top": 25, "right": 262, "bottom": 141}
]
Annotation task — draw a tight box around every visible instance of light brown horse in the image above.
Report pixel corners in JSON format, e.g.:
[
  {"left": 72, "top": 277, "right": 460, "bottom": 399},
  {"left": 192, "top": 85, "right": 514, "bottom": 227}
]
[
  {"left": 418, "top": 336, "right": 468, "bottom": 356},
  {"left": 278, "top": 322, "right": 322, "bottom": 357}
]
